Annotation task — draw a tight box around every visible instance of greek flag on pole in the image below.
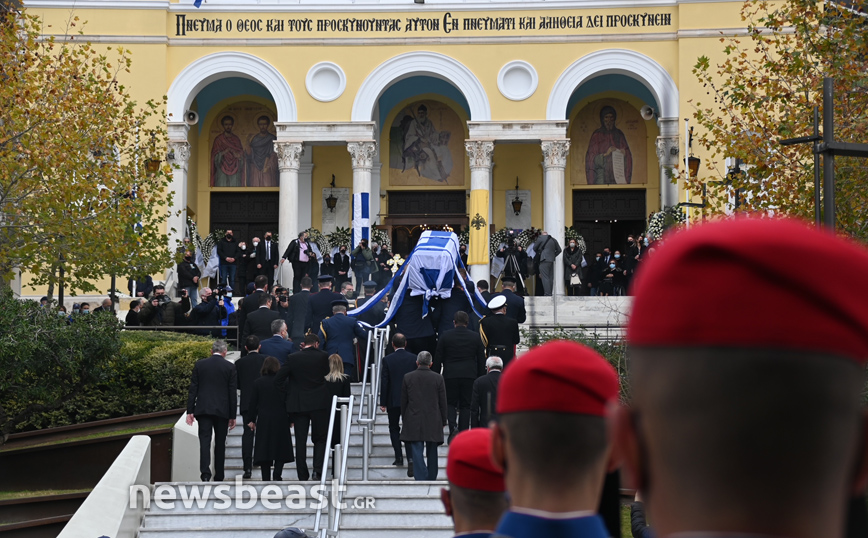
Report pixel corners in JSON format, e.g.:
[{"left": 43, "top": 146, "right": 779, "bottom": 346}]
[
  {"left": 352, "top": 192, "right": 370, "bottom": 248},
  {"left": 348, "top": 231, "right": 489, "bottom": 328}
]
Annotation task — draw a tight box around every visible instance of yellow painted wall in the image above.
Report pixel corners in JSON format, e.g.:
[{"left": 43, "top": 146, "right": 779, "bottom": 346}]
[
  {"left": 311, "top": 146, "right": 355, "bottom": 231},
  {"left": 492, "top": 145, "right": 544, "bottom": 231}
]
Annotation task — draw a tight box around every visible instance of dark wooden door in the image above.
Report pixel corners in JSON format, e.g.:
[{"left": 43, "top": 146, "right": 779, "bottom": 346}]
[
  {"left": 210, "top": 192, "right": 279, "bottom": 245},
  {"left": 573, "top": 189, "right": 646, "bottom": 257}
]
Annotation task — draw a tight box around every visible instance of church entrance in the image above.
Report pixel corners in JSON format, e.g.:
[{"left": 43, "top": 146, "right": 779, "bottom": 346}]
[
  {"left": 572, "top": 189, "right": 646, "bottom": 257},
  {"left": 210, "top": 192, "right": 280, "bottom": 244},
  {"left": 383, "top": 190, "right": 467, "bottom": 255}
]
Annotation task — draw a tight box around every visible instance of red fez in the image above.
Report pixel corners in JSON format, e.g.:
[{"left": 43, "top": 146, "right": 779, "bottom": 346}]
[
  {"left": 629, "top": 218, "right": 868, "bottom": 363},
  {"left": 496, "top": 340, "right": 619, "bottom": 416},
  {"left": 446, "top": 429, "right": 505, "bottom": 492}
]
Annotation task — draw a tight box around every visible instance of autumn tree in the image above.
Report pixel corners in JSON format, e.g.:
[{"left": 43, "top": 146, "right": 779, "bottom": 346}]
[
  {"left": 0, "top": 10, "right": 176, "bottom": 297},
  {"left": 691, "top": 0, "right": 868, "bottom": 239}
]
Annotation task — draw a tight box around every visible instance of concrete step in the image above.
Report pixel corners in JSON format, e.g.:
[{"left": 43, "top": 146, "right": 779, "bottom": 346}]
[
  {"left": 141, "top": 512, "right": 316, "bottom": 530},
  {"left": 340, "top": 530, "right": 452, "bottom": 538},
  {"left": 138, "top": 530, "right": 305, "bottom": 538}
]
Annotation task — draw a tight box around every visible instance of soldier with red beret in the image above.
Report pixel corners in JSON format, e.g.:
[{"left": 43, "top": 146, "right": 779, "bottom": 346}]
[
  {"left": 614, "top": 218, "right": 868, "bottom": 538},
  {"left": 441, "top": 428, "right": 508, "bottom": 538},
  {"left": 490, "top": 340, "right": 619, "bottom": 538}
]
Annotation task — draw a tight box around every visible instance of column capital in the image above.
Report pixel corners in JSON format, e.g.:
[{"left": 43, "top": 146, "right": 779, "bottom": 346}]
[
  {"left": 274, "top": 141, "right": 304, "bottom": 172},
  {"left": 347, "top": 141, "right": 377, "bottom": 170},
  {"left": 168, "top": 141, "right": 191, "bottom": 171},
  {"left": 464, "top": 140, "right": 494, "bottom": 171},
  {"left": 655, "top": 136, "right": 680, "bottom": 167},
  {"left": 541, "top": 139, "right": 570, "bottom": 170}
]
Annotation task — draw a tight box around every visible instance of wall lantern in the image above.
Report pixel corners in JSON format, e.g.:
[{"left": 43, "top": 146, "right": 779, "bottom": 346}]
[
  {"left": 326, "top": 174, "right": 338, "bottom": 212},
  {"left": 511, "top": 177, "right": 523, "bottom": 215}
]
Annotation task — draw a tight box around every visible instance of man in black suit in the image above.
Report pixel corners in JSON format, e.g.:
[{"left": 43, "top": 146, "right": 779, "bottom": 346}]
[
  {"left": 243, "top": 293, "right": 280, "bottom": 343},
  {"left": 234, "top": 336, "right": 265, "bottom": 478},
  {"left": 280, "top": 231, "right": 314, "bottom": 293},
  {"left": 477, "top": 280, "right": 492, "bottom": 310},
  {"left": 379, "top": 333, "right": 418, "bottom": 468},
  {"left": 259, "top": 319, "right": 296, "bottom": 365},
  {"left": 470, "top": 356, "right": 502, "bottom": 428},
  {"left": 307, "top": 275, "right": 343, "bottom": 331},
  {"left": 435, "top": 281, "right": 476, "bottom": 336},
  {"left": 497, "top": 277, "right": 526, "bottom": 324},
  {"left": 274, "top": 334, "right": 331, "bottom": 481},
  {"left": 394, "top": 290, "right": 437, "bottom": 355},
  {"left": 333, "top": 245, "right": 351, "bottom": 288},
  {"left": 433, "top": 311, "right": 486, "bottom": 442},
  {"left": 186, "top": 340, "right": 237, "bottom": 482},
  {"left": 479, "top": 295, "right": 521, "bottom": 367},
  {"left": 257, "top": 231, "right": 280, "bottom": 289},
  {"left": 287, "top": 276, "right": 313, "bottom": 341},
  {"left": 238, "top": 275, "right": 269, "bottom": 350}
]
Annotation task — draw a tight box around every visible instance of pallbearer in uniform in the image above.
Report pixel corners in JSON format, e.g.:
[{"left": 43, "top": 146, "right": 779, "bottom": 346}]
[
  {"left": 615, "top": 218, "right": 868, "bottom": 538},
  {"left": 319, "top": 298, "right": 368, "bottom": 382},
  {"left": 307, "top": 274, "right": 342, "bottom": 330},
  {"left": 479, "top": 295, "right": 520, "bottom": 367},
  {"left": 490, "top": 340, "right": 619, "bottom": 538},
  {"left": 356, "top": 280, "right": 387, "bottom": 327},
  {"left": 441, "top": 428, "right": 508, "bottom": 538},
  {"left": 496, "top": 277, "right": 526, "bottom": 324}
]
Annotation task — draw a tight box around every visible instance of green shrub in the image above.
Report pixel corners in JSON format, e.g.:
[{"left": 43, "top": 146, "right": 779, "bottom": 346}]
[
  {"left": 16, "top": 331, "right": 213, "bottom": 431},
  {"left": 0, "top": 287, "right": 214, "bottom": 439}
]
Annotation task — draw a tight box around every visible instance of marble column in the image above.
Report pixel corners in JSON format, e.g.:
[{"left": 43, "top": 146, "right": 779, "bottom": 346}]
[
  {"left": 275, "top": 141, "right": 304, "bottom": 287},
  {"left": 656, "top": 117, "right": 680, "bottom": 208},
  {"left": 347, "top": 141, "right": 377, "bottom": 247},
  {"left": 465, "top": 140, "right": 495, "bottom": 285},
  {"left": 541, "top": 139, "right": 570, "bottom": 296},
  {"left": 166, "top": 139, "right": 190, "bottom": 253}
]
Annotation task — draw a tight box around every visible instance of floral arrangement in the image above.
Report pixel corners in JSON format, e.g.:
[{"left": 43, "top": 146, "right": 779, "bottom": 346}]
[
  {"left": 372, "top": 228, "right": 392, "bottom": 252},
  {"left": 303, "top": 227, "right": 331, "bottom": 254},
  {"left": 457, "top": 229, "right": 469, "bottom": 246},
  {"left": 564, "top": 226, "right": 588, "bottom": 254},
  {"left": 647, "top": 206, "right": 687, "bottom": 240},
  {"left": 516, "top": 227, "right": 541, "bottom": 248},
  {"left": 489, "top": 228, "right": 512, "bottom": 258},
  {"left": 187, "top": 217, "right": 221, "bottom": 259},
  {"left": 328, "top": 227, "right": 351, "bottom": 250}
]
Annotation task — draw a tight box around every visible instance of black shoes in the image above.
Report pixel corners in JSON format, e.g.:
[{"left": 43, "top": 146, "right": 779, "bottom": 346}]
[
  {"left": 407, "top": 461, "right": 414, "bottom": 477},
  {"left": 242, "top": 470, "right": 252, "bottom": 479},
  {"left": 392, "top": 456, "right": 403, "bottom": 466},
  {"left": 311, "top": 472, "right": 321, "bottom": 481}
]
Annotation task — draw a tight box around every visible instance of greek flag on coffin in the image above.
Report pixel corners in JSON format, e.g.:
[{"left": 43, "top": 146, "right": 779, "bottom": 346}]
[{"left": 347, "top": 231, "right": 489, "bottom": 328}]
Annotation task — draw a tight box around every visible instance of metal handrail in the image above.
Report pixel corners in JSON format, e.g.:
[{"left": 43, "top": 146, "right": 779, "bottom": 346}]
[
  {"left": 328, "top": 397, "right": 355, "bottom": 538},
  {"left": 313, "top": 394, "right": 354, "bottom": 537},
  {"left": 356, "top": 326, "right": 390, "bottom": 481}
]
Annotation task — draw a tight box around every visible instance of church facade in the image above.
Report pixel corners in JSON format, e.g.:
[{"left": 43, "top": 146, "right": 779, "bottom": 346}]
[{"left": 23, "top": 0, "right": 743, "bottom": 295}]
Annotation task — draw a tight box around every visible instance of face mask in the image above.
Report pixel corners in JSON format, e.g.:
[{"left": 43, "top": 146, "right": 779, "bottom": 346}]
[
  {"left": 253, "top": 241, "right": 259, "bottom": 247},
  {"left": 73, "top": 308, "right": 80, "bottom": 313},
  {"left": 614, "top": 254, "right": 621, "bottom": 259},
  {"left": 225, "top": 293, "right": 232, "bottom": 298},
  {"left": 570, "top": 243, "right": 576, "bottom": 248},
  {"left": 265, "top": 236, "right": 272, "bottom": 241},
  {"left": 184, "top": 256, "right": 192, "bottom": 262},
  {"left": 595, "top": 256, "right": 601, "bottom": 261},
  {"left": 609, "top": 264, "right": 616, "bottom": 269},
  {"left": 240, "top": 245, "right": 246, "bottom": 250},
  {"left": 628, "top": 240, "right": 634, "bottom": 244},
  {"left": 81, "top": 309, "right": 90, "bottom": 314},
  {"left": 225, "top": 233, "right": 232, "bottom": 239},
  {"left": 345, "top": 291, "right": 354, "bottom": 299},
  {"left": 644, "top": 239, "right": 649, "bottom": 246},
  {"left": 340, "top": 249, "right": 346, "bottom": 254}
]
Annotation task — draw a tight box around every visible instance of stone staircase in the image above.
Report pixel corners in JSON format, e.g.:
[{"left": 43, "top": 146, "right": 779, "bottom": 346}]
[{"left": 137, "top": 382, "right": 453, "bottom": 537}]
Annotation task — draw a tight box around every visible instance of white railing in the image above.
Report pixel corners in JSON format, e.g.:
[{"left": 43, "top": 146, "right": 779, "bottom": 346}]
[
  {"left": 356, "top": 326, "right": 390, "bottom": 481},
  {"left": 313, "top": 394, "right": 354, "bottom": 538}
]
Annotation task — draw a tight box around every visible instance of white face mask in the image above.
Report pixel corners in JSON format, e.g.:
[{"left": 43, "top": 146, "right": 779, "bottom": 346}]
[
  {"left": 253, "top": 242, "right": 259, "bottom": 247},
  {"left": 240, "top": 245, "right": 246, "bottom": 250}
]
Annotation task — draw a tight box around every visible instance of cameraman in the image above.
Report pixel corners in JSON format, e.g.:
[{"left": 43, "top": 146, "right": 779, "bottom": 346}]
[
  {"left": 274, "top": 286, "right": 292, "bottom": 325},
  {"left": 496, "top": 230, "right": 521, "bottom": 281},
  {"left": 138, "top": 284, "right": 191, "bottom": 327},
  {"left": 190, "top": 287, "right": 227, "bottom": 337}
]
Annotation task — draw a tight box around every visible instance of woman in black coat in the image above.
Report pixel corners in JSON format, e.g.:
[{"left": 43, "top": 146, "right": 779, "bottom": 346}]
[
  {"left": 324, "top": 354, "right": 352, "bottom": 449},
  {"left": 246, "top": 356, "right": 294, "bottom": 480}
]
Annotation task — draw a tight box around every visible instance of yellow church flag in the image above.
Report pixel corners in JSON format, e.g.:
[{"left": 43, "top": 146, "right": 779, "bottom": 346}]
[{"left": 469, "top": 189, "right": 489, "bottom": 265}]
